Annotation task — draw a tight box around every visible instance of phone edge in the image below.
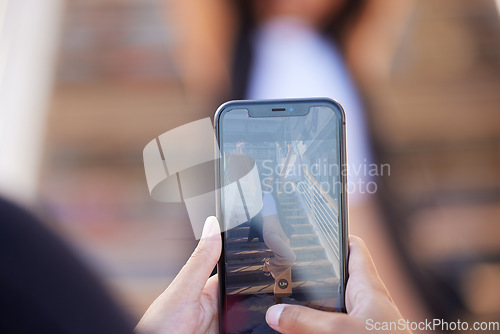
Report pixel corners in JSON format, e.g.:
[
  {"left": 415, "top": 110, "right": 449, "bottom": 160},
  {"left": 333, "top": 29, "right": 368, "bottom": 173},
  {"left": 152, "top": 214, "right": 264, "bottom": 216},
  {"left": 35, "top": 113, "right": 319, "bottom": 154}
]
[{"left": 214, "top": 98, "right": 350, "bottom": 334}]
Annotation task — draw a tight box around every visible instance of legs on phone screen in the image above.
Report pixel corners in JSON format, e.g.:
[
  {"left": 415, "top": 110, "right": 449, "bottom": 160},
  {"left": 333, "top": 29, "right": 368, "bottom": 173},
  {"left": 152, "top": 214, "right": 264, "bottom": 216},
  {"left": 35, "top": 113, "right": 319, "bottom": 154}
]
[{"left": 262, "top": 214, "right": 295, "bottom": 297}]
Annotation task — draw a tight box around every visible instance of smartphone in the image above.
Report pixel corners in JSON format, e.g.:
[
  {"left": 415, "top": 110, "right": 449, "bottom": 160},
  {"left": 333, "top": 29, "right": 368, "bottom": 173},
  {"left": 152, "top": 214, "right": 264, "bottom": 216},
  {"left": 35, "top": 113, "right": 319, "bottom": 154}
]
[{"left": 215, "top": 98, "right": 348, "bottom": 333}]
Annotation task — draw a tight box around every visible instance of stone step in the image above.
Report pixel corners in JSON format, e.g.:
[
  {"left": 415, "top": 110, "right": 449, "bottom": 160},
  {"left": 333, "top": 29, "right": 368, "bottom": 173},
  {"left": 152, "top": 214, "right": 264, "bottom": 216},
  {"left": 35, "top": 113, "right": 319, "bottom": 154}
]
[
  {"left": 225, "top": 259, "right": 335, "bottom": 286},
  {"left": 225, "top": 234, "right": 320, "bottom": 250},
  {"left": 285, "top": 215, "right": 308, "bottom": 220},
  {"left": 281, "top": 206, "right": 304, "bottom": 214},
  {"left": 227, "top": 276, "right": 340, "bottom": 296},
  {"left": 279, "top": 201, "right": 298, "bottom": 207},
  {"left": 228, "top": 223, "right": 314, "bottom": 238},
  {"left": 283, "top": 215, "right": 309, "bottom": 225},
  {"left": 226, "top": 245, "right": 327, "bottom": 265}
]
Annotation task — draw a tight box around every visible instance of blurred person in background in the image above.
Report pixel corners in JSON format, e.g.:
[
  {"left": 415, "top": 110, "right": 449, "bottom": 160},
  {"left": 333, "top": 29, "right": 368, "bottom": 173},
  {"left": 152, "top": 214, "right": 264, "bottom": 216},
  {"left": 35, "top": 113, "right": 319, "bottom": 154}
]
[
  {"left": 167, "top": 0, "right": 412, "bottom": 205},
  {"left": 2, "top": 0, "right": 498, "bottom": 330},
  {"left": 166, "top": 0, "right": 427, "bottom": 325}
]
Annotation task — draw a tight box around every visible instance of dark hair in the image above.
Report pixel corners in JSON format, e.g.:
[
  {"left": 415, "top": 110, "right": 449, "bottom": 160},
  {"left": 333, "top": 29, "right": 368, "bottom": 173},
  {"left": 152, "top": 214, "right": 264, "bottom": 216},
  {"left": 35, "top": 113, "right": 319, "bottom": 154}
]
[
  {"left": 232, "top": 0, "right": 367, "bottom": 45},
  {"left": 323, "top": 0, "right": 367, "bottom": 45},
  {"left": 230, "top": 0, "right": 367, "bottom": 99}
]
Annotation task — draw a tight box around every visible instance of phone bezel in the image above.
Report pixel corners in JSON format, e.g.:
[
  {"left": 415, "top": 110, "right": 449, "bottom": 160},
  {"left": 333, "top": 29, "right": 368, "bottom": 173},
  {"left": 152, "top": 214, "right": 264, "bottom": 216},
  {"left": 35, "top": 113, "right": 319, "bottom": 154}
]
[{"left": 214, "top": 98, "right": 349, "bottom": 333}]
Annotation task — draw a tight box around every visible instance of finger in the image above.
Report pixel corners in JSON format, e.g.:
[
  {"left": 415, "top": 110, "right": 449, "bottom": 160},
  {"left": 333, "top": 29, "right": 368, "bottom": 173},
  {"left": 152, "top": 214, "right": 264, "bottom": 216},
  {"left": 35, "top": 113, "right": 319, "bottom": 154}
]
[
  {"left": 347, "top": 236, "right": 393, "bottom": 308},
  {"left": 348, "top": 236, "right": 382, "bottom": 283},
  {"left": 202, "top": 275, "right": 219, "bottom": 306},
  {"left": 198, "top": 275, "right": 220, "bottom": 333},
  {"left": 348, "top": 236, "right": 388, "bottom": 291},
  {"left": 266, "top": 304, "right": 366, "bottom": 334},
  {"left": 168, "top": 216, "right": 221, "bottom": 300}
]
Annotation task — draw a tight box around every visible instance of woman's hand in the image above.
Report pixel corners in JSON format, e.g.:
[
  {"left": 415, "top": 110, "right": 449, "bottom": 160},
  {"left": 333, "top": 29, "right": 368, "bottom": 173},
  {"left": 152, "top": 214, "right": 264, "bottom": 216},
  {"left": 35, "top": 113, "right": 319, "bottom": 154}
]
[
  {"left": 265, "top": 236, "right": 412, "bottom": 334},
  {"left": 136, "top": 219, "right": 412, "bottom": 334},
  {"left": 135, "top": 216, "right": 221, "bottom": 334}
]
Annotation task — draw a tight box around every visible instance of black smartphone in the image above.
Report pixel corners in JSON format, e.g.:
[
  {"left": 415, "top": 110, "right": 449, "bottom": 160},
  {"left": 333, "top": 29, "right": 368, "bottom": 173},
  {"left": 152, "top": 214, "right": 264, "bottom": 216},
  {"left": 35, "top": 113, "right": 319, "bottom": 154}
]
[{"left": 215, "top": 98, "right": 349, "bottom": 333}]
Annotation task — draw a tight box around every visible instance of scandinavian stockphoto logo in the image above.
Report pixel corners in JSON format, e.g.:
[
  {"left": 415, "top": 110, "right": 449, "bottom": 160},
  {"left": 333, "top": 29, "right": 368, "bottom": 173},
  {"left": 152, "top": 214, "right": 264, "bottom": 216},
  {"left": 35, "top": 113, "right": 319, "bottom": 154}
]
[{"left": 143, "top": 118, "right": 262, "bottom": 239}]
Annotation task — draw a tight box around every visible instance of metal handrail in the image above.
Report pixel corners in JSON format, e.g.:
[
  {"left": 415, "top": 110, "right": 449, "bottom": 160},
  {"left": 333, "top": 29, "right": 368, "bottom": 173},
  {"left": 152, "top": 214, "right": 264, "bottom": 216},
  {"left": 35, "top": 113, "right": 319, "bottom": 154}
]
[
  {"left": 278, "top": 143, "right": 294, "bottom": 194},
  {"left": 297, "top": 167, "right": 340, "bottom": 261}
]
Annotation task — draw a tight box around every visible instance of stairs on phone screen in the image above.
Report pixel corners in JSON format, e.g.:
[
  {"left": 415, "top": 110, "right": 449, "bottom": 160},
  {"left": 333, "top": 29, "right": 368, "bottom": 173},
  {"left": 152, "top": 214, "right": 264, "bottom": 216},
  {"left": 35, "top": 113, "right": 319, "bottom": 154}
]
[{"left": 224, "top": 192, "right": 339, "bottom": 302}]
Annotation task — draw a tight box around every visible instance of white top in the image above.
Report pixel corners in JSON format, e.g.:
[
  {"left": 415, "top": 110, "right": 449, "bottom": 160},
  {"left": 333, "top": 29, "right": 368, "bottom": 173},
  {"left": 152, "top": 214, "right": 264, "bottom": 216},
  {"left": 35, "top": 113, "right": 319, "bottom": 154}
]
[
  {"left": 246, "top": 18, "right": 373, "bottom": 205},
  {"left": 261, "top": 192, "right": 278, "bottom": 217}
]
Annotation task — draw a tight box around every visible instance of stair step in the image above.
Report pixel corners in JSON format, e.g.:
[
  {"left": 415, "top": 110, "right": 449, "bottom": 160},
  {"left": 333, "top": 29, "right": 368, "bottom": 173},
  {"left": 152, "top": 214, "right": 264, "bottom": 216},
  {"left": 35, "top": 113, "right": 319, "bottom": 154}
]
[
  {"left": 226, "top": 245, "right": 327, "bottom": 265},
  {"left": 225, "top": 234, "right": 320, "bottom": 250},
  {"left": 284, "top": 215, "right": 309, "bottom": 225},
  {"left": 225, "top": 259, "right": 335, "bottom": 285},
  {"left": 280, "top": 201, "right": 298, "bottom": 206},
  {"left": 286, "top": 218, "right": 310, "bottom": 226},
  {"left": 282, "top": 206, "right": 303, "bottom": 212},
  {"left": 227, "top": 277, "right": 339, "bottom": 295},
  {"left": 228, "top": 223, "right": 314, "bottom": 238},
  {"left": 285, "top": 215, "right": 308, "bottom": 219}
]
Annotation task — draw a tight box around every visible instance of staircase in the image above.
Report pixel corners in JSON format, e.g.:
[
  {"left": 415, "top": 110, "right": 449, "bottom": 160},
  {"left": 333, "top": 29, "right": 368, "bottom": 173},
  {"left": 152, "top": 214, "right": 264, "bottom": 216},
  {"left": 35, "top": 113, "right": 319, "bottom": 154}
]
[{"left": 225, "top": 192, "right": 339, "bottom": 304}]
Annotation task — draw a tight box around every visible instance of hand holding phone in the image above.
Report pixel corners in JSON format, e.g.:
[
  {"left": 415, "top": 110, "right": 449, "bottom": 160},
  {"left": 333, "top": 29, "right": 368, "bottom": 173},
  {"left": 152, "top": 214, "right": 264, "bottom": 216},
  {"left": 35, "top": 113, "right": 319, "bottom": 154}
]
[
  {"left": 136, "top": 224, "right": 410, "bottom": 334},
  {"left": 264, "top": 236, "right": 411, "bottom": 334},
  {"left": 215, "top": 98, "right": 349, "bottom": 333},
  {"left": 135, "top": 217, "right": 221, "bottom": 334},
  {"left": 136, "top": 99, "right": 409, "bottom": 334}
]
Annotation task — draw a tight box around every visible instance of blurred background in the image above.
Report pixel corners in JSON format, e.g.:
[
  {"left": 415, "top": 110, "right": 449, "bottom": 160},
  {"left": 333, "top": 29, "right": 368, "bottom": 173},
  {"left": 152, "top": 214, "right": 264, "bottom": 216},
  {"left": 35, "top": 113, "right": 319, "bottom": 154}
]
[{"left": 0, "top": 0, "right": 499, "bottom": 332}]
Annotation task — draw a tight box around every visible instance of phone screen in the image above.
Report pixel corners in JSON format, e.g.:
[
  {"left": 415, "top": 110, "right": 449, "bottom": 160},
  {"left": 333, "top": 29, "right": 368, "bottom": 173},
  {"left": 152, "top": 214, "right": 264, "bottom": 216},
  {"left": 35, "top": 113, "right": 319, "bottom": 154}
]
[{"left": 216, "top": 100, "right": 347, "bottom": 333}]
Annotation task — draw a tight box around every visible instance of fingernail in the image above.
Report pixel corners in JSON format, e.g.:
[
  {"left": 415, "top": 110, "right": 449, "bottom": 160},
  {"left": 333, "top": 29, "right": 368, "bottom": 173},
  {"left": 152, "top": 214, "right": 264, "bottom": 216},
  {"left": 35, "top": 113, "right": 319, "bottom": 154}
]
[
  {"left": 201, "top": 216, "right": 219, "bottom": 239},
  {"left": 266, "top": 304, "right": 285, "bottom": 328}
]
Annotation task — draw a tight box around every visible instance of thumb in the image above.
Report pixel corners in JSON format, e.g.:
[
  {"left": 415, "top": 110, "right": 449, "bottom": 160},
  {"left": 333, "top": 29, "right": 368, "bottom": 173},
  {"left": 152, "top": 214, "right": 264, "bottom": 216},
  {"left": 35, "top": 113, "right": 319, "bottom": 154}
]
[
  {"left": 266, "top": 304, "right": 366, "bottom": 334},
  {"left": 168, "top": 216, "right": 221, "bottom": 300}
]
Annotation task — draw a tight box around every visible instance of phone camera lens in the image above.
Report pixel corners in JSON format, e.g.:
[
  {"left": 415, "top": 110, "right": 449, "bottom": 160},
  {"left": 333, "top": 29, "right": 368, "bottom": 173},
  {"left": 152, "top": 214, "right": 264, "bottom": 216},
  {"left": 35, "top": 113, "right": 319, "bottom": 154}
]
[{"left": 289, "top": 107, "right": 294, "bottom": 112}]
